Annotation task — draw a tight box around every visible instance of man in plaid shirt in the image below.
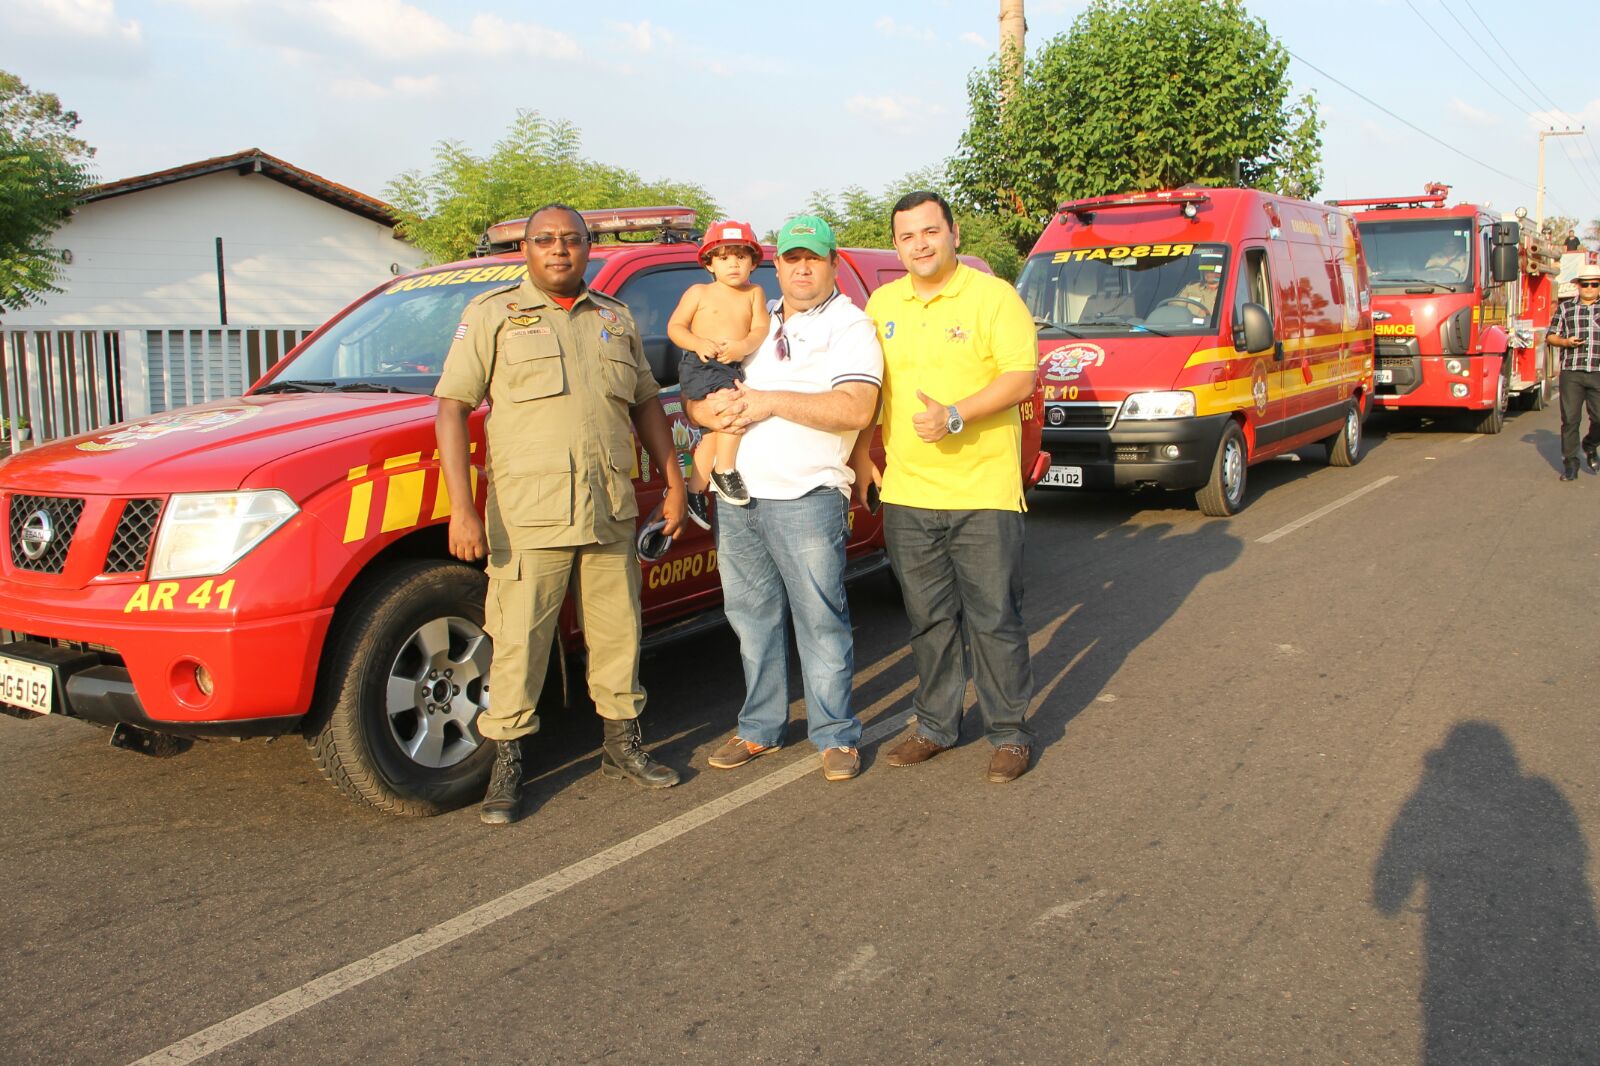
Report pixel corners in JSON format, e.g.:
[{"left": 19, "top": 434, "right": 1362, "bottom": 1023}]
[{"left": 1549, "top": 264, "right": 1600, "bottom": 481}]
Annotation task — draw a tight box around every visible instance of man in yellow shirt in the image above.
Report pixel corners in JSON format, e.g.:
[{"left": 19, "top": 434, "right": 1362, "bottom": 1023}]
[{"left": 849, "top": 191, "right": 1040, "bottom": 782}]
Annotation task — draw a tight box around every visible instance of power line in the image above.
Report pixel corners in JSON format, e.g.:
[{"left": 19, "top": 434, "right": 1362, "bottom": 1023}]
[
  {"left": 1287, "top": 49, "right": 1537, "bottom": 192},
  {"left": 1558, "top": 138, "right": 1600, "bottom": 202},
  {"left": 1401, "top": 0, "right": 1533, "bottom": 119},
  {"left": 1436, "top": 2, "right": 1547, "bottom": 116},
  {"left": 1453, "top": 0, "right": 1600, "bottom": 198},
  {"left": 1459, "top": 0, "right": 1567, "bottom": 115}
]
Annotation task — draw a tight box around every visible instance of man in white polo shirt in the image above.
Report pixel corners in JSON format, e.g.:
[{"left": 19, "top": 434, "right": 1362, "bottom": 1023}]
[{"left": 685, "top": 214, "right": 882, "bottom": 781}]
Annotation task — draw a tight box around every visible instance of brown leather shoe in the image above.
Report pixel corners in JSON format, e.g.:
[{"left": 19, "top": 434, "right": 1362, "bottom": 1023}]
[
  {"left": 885, "top": 733, "right": 949, "bottom": 767},
  {"left": 986, "top": 743, "right": 1032, "bottom": 783},
  {"left": 821, "top": 746, "right": 860, "bottom": 781}
]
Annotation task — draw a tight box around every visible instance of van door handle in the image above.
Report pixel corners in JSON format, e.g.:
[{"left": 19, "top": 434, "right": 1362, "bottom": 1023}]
[{"left": 1274, "top": 342, "right": 1285, "bottom": 362}]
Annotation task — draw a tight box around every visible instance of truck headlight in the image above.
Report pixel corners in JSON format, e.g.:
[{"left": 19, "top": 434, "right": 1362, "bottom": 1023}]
[
  {"left": 149, "top": 491, "right": 299, "bottom": 579},
  {"left": 1119, "top": 391, "right": 1196, "bottom": 420}
]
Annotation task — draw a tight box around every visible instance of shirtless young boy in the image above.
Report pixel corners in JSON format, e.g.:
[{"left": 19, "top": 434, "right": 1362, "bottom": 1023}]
[{"left": 668, "top": 221, "right": 769, "bottom": 510}]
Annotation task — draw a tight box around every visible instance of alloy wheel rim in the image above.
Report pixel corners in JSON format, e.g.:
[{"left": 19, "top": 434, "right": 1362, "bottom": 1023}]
[{"left": 384, "top": 615, "right": 491, "bottom": 769}]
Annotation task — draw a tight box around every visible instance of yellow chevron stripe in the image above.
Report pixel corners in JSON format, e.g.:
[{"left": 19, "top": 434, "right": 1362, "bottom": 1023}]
[
  {"left": 344, "top": 482, "right": 372, "bottom": 543},
  {"left": 381, "top": 470, "right": 427, "bottom": 533}
]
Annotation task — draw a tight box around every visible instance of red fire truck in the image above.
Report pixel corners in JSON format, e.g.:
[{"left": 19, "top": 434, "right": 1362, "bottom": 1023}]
[
  {"left": 0, "top": 207, "right": 1046, "bottom": 815},
  {"left": 1331, "top": 183, "right": 1559, "bottom": 431}
]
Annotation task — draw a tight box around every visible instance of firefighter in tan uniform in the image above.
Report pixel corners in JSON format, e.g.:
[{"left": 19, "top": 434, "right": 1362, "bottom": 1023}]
[{"left": 435, "top": 203, "right": 687, "bottom": 825}]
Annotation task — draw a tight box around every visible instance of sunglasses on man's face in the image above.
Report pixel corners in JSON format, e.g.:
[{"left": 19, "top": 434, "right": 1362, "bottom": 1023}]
[{"left": 1580, "top": 282, "right": 1600, "bottom": 289}]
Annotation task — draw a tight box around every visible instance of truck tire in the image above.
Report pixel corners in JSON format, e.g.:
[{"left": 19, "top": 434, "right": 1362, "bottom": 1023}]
[
  {"left": 1195, "top": 420, "right": 1248, "bottom": 516},
  {"left": 1521, "top": 375, "right": 1548, "bottom": 412},
  {"left": 1323, "top": 400, "right": 1364, "bottom": 467},
  {"left": 305, "top": 560, "right": 495, "bottom": 816},
  {"left": 1471, "top": 357, "right": 1509, "bottom": 434}
]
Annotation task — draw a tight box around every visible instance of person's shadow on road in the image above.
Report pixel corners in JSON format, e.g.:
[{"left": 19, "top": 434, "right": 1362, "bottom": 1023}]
[
  {"left": 1521, "top": 427, "right": 1565, "bottom": 473},
  {"left": 1373, "top": 721, "right": 1600, "bottom": 1064}
]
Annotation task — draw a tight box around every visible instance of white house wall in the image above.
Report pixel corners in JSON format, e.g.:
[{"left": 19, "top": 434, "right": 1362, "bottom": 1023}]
[{"left": 3, "top": 171, "right": 425, "bottom": 328}]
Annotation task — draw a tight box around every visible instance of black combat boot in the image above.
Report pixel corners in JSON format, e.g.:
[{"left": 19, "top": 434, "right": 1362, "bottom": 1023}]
[
  {"left": 479, "top": 740, "right": 524, "bottom": 825},
  {"left": 600, "top": 718, "right": 681, "bottom": 789}
]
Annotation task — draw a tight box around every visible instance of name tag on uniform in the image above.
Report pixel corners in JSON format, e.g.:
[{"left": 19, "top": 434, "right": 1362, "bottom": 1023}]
[{"left": 507, "top": 326, "right": 553, "bottom": 337}]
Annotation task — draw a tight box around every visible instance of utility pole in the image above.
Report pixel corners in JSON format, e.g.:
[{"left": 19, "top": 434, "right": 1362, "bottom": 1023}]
[
  {"left": 999, "top": 0, "right": 1026, "bottom": 117},
  {"left": 1536, "top": 128, "right": 1583, "bottom": 231}
]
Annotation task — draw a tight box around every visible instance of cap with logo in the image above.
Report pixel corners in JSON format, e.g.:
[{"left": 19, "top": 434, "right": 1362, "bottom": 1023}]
[
  {"left": 776, "top": 214, "right": 837, "bottom": 258},
  {"left": 698, "top": 220, "right": 762, "bottom": 265}
]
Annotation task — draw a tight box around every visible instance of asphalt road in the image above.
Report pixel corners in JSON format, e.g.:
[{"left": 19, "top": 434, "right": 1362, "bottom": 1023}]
[{"left": 5, "top": 402, "right": 1599, "bottom": 1065}]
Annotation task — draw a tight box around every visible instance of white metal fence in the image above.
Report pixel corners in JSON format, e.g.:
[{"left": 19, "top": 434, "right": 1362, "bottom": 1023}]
[{"left": 0, "top": 325, "right": 314, "bottom": 452}]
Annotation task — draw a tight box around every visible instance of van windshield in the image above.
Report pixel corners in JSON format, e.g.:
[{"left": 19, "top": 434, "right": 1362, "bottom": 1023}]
[
  {"left": 259, "top": 258, "right": 607, "bottom": 394},
  {"left": 1017, "top": 242, "right": 1229, "bottom": 336},
  {"left": 1360, "top": 218, "right": 1473, "bottom": 293}
]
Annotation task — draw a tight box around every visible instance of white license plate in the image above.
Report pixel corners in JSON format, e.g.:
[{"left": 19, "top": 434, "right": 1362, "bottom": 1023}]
[
  {"left": 0, "top": 654, "right": 53, "bottom": 714},
  {"left": 1040, "top": 465, "right": 1084, "bottom": 488},
  {"left": 1375, "top": 369, "right": 1394, "bottom": 384}
]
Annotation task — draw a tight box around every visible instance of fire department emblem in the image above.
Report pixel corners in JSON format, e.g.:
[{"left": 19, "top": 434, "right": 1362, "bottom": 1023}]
[
  {"left": 597, "top": 308, "right": 619, "bottom": 323},
  {"left": 1251, "top": 359, "right": 1270, "bottom": 416},
  {"left": 76, "top": 406, "right": 264, "bottom": 452},
  {"left": 1041, "top": 343, "right": 1106, "bottom": 383}
]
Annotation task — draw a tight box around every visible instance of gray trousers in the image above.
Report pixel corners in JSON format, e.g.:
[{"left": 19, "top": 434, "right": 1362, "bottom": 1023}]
[{"left": 882, "top": 504, "right": 1034, "bottom": 749}]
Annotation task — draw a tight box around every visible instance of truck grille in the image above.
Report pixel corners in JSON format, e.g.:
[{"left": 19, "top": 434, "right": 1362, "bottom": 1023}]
[
  {"left": 104, "top": 499, "right": 163, "bottom": 574},
  {"left": 9, "top": 495, "right": 85, "bottom": 573},
  {"left": 1044, "top": 403, "right": 1118, "bottom": 429}
]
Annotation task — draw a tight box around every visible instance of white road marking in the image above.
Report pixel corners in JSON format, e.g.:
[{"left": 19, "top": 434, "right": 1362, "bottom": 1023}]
[
  {"left": 1033, "top": 889, "right": 1110, "bottom": 926},
  {"left": 832, "top": 944, "right": 892, "bottom": 988},
  {"left": 131, "top": 681, "right": 933, "bottom": 1065},
  {"left": 134, "top": 600, "right": 1091, "bottom": 1066},
  {"left": 1256, "top": 476, "right": 1398, "bottom": 544}
]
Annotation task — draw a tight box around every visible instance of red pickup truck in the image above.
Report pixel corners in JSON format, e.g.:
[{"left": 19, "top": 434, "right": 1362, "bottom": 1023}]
[{"left": 0, "top": 207, "right": 1047, "bottom": 815}]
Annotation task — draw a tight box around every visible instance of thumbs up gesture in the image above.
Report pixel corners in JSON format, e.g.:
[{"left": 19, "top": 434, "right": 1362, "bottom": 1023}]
[{"left": 912, "top": 389, "right": 950, "bottom": 443}]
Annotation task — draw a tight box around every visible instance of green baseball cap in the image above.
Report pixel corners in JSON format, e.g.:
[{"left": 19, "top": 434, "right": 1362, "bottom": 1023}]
[{"left": 776, "top": 214, "right": 836, "bottom": 257}]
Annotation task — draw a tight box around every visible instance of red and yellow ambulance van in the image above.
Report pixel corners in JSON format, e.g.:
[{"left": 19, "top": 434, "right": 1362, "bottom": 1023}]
[{"left": 1019, "top": 187, "right": 1375, "bottom": 514}]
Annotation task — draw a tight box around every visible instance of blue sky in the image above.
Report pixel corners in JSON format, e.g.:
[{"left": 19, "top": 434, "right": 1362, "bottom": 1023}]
[{"left": 6, "top": 0, "right": 1597, "bottom": 238}]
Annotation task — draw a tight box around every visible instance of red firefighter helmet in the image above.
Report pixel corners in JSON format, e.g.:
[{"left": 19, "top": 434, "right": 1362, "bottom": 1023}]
[{"left": 698, "top": 220, "right": 763, "bottom": 265}]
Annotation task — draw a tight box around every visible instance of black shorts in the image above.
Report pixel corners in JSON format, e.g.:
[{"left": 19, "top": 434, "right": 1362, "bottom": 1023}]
[{"left": 678, "top": 351, "right": 744, "bottom": 400}]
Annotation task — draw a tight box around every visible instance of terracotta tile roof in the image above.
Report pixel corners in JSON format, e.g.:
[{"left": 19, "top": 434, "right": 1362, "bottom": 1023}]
[{"left": 83, "top": 148, "right": 397, "bottom": 225}]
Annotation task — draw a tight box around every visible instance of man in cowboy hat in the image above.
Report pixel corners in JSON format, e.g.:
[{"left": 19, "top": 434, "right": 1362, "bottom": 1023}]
[{"left": 1547, "top": 263, "right": 1600, "bottom": 481}]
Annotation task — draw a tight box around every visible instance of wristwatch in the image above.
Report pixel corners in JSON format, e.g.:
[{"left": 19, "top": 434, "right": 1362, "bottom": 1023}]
[{"left": 945, "top": 405, "right": 964, "bottom": 435}]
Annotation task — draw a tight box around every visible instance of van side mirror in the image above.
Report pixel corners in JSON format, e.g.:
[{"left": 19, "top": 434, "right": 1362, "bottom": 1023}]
[
  {"left": 641, "top": 336, "right": 681, "bottom": 386},
  {"left": 1234, "top": 302, "right": 1274, "bottom": 355},
  {"left": 1490, "top": 244, "right": 1519, "bottom": 283},
  {"left": 1493, "top": 220, "right": 1520, "bottom": 247}
]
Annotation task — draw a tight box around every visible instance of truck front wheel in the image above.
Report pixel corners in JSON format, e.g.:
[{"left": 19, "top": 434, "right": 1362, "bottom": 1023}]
[
  {"left": 1471, "top": 357, "right": 1509, "bottom": 434},
  {"left": 306, "top": 560, "right": 495, "bottom": 816},
  {"left": 1195, "top": 420, "right": 1248, "bottom": 516}
]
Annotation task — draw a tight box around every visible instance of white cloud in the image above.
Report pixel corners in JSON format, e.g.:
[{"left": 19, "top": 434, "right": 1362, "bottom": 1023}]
[
  {"left": 1530, "top": 101, "right": 1600, "bottom": 131},
  {"left": 606, "top": 19, "right": 674, "bottom": 54},
  {"left": 2, "top": 0, "right": 141, "bottom": 42},
  {"left": 961, "top": 31, "right": 990, "bottom": 49},
  {"left": 331, "top": 73, "right": 441, "bottom": 100},
  {"left": 168, "top": 0, "right": 581, "bottom": 64},
  {"left": 873, "top": 16, "right": 936, "bottom": 43},
  {"left": 846, "top": 93, "right": 946, "bottom": 130},
  {"left": 1450, "top": 99, "right": 1498, "bottom": 127}
]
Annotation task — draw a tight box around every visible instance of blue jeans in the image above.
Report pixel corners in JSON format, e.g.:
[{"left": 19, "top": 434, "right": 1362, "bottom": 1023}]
[{"left": 716, "top": 488, "right": 861, "bottom": 752}]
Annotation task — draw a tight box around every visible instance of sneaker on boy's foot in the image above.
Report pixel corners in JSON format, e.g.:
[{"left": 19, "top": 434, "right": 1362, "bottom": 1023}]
[
  {"left": 711, "top": 468, "right": 750, "bottom": 506},
  {"left": 685, "top": 491, "right": 712, "bottom": 530}
]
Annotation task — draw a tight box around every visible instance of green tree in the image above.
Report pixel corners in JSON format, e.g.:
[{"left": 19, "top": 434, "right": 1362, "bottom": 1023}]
[
  {"left": 950, "top": 0, "right": 1322, "bottom": 249},
  {"left": 803, "top": 169, "right": 1023, "bottom": 280},
  {"left": 0, "top": 71, "right": 94, "bottom": 313},
  {"left": 1539, "top": 214, "right": 1577, "bottom": 242},
  {"left": 387, "top": 110, "right": 721, "bottom": 264}
]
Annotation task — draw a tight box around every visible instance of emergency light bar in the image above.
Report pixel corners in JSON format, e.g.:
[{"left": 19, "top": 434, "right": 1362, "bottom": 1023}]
[
  {"left": 1059, "top": 190, "right": 1211, "bottom": 217},
  {"left": 481, "top": 206, "right": 699, "bottom": 251},
  {"left": 1326, "top": 182, "right": 1451, "bottom": 210}
]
